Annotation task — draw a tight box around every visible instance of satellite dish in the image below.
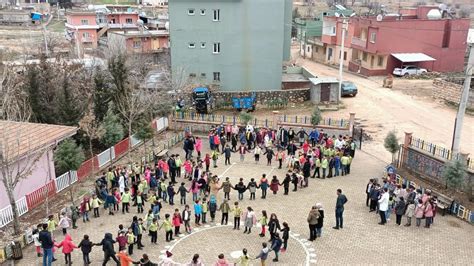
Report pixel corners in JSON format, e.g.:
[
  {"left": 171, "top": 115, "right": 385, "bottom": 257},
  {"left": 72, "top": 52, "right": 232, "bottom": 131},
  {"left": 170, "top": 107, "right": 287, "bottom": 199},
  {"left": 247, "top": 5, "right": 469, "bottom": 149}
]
[
  {"left": 334, "top": 12, "right": 340, "bottom": 18},
  {"left": 376, "top": 14, "right": 383, "bottom": 21},
  {"left": 438, "top": 4, "right": 447, "bottom": 12},
  {"left": 87, "top": 4, "right": 94, "bottom": 10},
  {"left": 137, "top": 19, "right": 144, "bottom": 26}
]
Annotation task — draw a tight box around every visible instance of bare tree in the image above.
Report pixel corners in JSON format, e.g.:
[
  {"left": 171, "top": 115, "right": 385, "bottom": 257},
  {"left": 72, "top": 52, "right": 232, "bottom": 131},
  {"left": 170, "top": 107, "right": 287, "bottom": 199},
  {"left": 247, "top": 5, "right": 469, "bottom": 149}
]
[
  {"left": 0, "top": 123, "right": 48, "bottom": 235},
  {"left": 0, "top": 65, "right": 30, "bottom": 122},
  {"left": 79, "top": 108, "right": 105, "bottom": 177}
]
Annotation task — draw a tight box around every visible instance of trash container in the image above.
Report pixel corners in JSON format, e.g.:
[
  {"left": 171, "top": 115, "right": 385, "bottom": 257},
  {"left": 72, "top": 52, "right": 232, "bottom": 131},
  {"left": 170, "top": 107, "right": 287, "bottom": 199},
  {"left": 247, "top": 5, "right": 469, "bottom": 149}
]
[{"left": 11, "top": 241, "right": 22, "bottom": 260}]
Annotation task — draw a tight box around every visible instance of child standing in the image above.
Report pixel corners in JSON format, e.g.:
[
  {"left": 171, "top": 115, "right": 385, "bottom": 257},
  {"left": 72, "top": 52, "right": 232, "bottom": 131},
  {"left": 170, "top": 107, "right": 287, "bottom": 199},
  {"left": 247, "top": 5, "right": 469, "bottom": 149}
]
[
  {"left": 259, "top": 174, "right": 269, "bottom": 199},
  {"left": 201, "top": 198, "right": 208, "bottom": 224},
  {"left": 149, "top": 218, "right": 159, "bottom": 244},
  {"left": 182, "top": 205, "right": 192, "bottom": 233},
  {"left": 167, "top": 182, "right": 176, "bottom": 205},
  {"left": 242, "top": 206, "right": 256, "bottom": 234},
  {"left": 270, "top": 233, "right": 283, "bottom": 262},
  {"left": 32, "top": 225, "right": 42, "bottom": 257},
  {"left": 70, "top": 205, "right": 79, "bottom": 229},
  {"left": 122, "top": 188, "right": 131, "bottom": 214},
  {"left": 58, "top": 212, "right": 71, "bottom": 235},
  {"left": 136, "top": 192, "right": 144, "bottom": 213},
  {"left": 194, "top": 200, "right": 202, "bottom": 226},
  {"left": 47, "top": 215, "right": 58, "bottom": 234},
  {"left": 126, "top": 228, "right": 135, "bottom": 255},
  {"left": 160, "top": 214, "right": 174, "bottom": 242},
  {"left": 80, "top": 197, "right": 91, "bottom": 222},
  {"left": 178, "top": 182, "right": 189, "bottom": 205},
  {"left": 172, "top": 209, "right": 182, "bottom": 236},
  {"left": 91, "top": 194, "right": 102, "bottom": 218},
  {"left": 208, "top": 195, "right": 218, "bottom": 223},
  {"left": 78, "top": 234, "right": 93, "bottom": 265},
  {"left": 270, "top": 176, "right": 280, "bottom": 195},
  {"left": 280, "top": 222, "right": 290, "bottom": 252},
  {"left": 219, "top": 200, "right": 230, "bottom": 225},
  {"left": 211, "top": 150, "right": 219, "bottom": 168},
  {"left": 247, "top": 178, "right": 258, "bottom": 200},
  {"left": 231, "top": 202, "right": 242, "bottom": 230},
  {"left": 255, "top": 242, "right": 269, "bottom": 265},
  {"left": 259, "top": 210, "right": 268, "bottom": 237},
  {"left": 254, "top": 145, "right": 262, "bottom": 164},
  {"left": 55, "top": 234, "right": 77, "bottom": 265},
  {"left": 116, "top": 232, "right": 127, "bottom": 251}
]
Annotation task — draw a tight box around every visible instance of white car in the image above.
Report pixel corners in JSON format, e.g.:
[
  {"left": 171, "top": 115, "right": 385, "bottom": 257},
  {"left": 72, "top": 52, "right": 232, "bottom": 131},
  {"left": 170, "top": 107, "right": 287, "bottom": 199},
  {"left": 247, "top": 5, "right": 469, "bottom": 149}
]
[{"left": 392, "top": 65, "right": 427, "bottom": 76}]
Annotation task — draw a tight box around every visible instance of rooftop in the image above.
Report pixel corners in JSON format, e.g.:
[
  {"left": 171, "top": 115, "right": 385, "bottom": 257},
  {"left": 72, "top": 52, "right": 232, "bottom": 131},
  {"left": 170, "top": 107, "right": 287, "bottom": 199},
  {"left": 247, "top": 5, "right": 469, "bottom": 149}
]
[
  {"left": 110, "top": 30, "right": 169, "bottom": 37},
  {"left": 0, "top": 121, "right": 77, "bottom": 161}
]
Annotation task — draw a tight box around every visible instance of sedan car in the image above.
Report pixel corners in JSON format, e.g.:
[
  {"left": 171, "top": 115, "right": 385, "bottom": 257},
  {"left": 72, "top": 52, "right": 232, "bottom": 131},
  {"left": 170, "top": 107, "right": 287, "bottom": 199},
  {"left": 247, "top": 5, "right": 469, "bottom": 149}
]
[
  {"left": 392, "top": 65, "right": 427, "bottom": 76},
  {"left": 341, "top": 81, "right": 358, "bottom": 97}
]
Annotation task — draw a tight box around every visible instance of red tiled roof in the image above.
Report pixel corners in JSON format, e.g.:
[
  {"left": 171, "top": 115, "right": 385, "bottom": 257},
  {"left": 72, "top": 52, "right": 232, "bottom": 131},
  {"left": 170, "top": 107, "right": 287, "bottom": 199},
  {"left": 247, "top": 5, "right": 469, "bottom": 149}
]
[{"left": 0, "top": 120, "right": 77, "bottom": 161}]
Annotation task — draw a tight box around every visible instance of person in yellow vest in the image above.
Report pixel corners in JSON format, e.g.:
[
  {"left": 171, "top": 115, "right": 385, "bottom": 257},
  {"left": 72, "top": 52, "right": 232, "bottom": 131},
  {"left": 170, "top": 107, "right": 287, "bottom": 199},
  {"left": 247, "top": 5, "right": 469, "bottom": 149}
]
[
  {"left": 201, "top": 198, "right": 208, "bottom": 224},
  {"left": 160, "top": 214, "right": 173, "bottom": 242},
  {"left": 148, "top": 218, "right": 159, "bottom": 244},
  {"left": 312, "top": 157, "right": 321, "bottom": 178},
  {"left": 231, "top": 201, "right": 242, "bottom": 230},
  {"left": 126, "top": 227, "right": 135, "bottom": 255},
  {"left": 121, "top": 188, "right": 131, "bottom": 214},
  {"left": 91, "top": 194, "right": 103, "bottom": 218},
  {"left": 47, "top": 215, "right": 57, "bottom": 234},
  {"left": 341, "top": 155, "right": 350, "bottom": 176},
  {"left": 321, "top": 157, "right": 328, "bottom": 179}
]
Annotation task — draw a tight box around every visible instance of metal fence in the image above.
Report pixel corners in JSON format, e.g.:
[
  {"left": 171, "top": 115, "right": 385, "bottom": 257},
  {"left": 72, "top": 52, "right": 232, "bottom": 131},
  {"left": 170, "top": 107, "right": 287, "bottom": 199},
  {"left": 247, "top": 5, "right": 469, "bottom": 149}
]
[
  {"left": 1, "top": 116, "right": 170, "bottom": 229},
  {"left": 410, "top": 137, "right": 473, "bottom": 170},
  {"left": 0, "top": 197, "right": 28, "bottom": 228}
]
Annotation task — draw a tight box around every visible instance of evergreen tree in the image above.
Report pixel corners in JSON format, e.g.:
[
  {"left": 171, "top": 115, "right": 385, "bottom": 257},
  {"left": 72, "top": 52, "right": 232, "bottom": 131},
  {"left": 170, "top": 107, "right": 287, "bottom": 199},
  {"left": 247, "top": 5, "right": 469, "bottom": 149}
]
[
  {"left": 93, "top": 69, "right": 113, "bottom": 122},
  {"left": 311, "top": 107, "right": 322, "bottom": 126},
  {"left": 54, "top": 139, "right": 85, "bottom": 204},
  {"left": 100, "top": 103, "right": 125, "bottom": 148},
  {"left": 108, "top": 54, "right": 129, "bottom": 103},
  {"left": 384, "top": 130, "right": 399, "bottom": 163},
  {"left": 58, "top": 75, "right": 82, "bottom": 126},
  {"left": 443, "top": 160, "right": 466, "bottom": 191},
  {"left": 135, "top": 119, "right": 155, "bottom": 163}
]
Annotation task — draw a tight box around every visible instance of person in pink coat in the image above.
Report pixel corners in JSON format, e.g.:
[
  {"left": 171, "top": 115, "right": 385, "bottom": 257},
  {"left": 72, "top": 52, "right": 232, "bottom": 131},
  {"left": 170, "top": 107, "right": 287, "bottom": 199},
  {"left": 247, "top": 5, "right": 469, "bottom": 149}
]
[
  {"left": 55, "top": 234, "right": 77, "bottom": 265},
  {"left": 144, "top": 167, "right": 151, "bottom": 184},
  {"left": 414, "top": 199, "right": 425, "bottom": 227},
  {"left": 424, "top": 200, "right": 434, "bottom": 228},
  {"left": 194, "top": 137, "right": 202, "bottom": 158},
  {"left": 183, "top": 160, "right": 193, "bottom": 179},
  {"left": 241, "top": 206, "right": 257, "bottom": 234},
  {"left": 159, "top": 159, "right": 169, "bottom": 179}
]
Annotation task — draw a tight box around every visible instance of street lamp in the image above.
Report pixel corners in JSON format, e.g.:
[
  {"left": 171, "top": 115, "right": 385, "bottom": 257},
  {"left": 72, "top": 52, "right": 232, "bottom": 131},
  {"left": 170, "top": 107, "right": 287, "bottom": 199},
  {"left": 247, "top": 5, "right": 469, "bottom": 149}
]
[{"left": 335, "top": 12, "right": 355, "bottom": 103}]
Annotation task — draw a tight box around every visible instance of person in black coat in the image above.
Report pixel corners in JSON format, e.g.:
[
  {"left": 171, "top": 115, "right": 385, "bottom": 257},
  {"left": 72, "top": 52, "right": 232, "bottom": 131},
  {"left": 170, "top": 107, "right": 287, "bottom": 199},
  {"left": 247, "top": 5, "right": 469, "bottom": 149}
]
[
  {"left": 315, "top": 204, "right": 324, "bottom": 238},
  {"left": 78, "top": 234, "right": 94, "bottom": 265},
  {"left": 96, "top": 233, "right": 119, "bottom": 266},
  {"left": 302, "top": 160, "right": 311, "bottom": 187},
  {"left": 291, "top": 173, "right": 299, "bottom": 192},
  {"left": 394, "top": 197, "right": 406, "bottom": 226},
  {"left": 167, "top": 155, "right": 177, "bottom": 184},
  {"left": 268, "top": 213, "right": 281, "bottom": 242},
  {"left": 281, "top": 174, "right": 291, "bottom": 195},
  {"left": 38, "top": 224, "right": 55, "bottom": 265},
  {"left": 286, "top": 141, "right": 297, "bottom": 156}
]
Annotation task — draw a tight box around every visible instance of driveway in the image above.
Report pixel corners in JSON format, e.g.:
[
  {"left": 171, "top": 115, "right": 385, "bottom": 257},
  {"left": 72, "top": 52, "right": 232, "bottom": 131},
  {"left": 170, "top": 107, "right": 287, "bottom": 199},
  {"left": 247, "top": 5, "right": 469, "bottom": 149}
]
[{"left": 296, "top": 57, "right": 474, "bottom": 162}]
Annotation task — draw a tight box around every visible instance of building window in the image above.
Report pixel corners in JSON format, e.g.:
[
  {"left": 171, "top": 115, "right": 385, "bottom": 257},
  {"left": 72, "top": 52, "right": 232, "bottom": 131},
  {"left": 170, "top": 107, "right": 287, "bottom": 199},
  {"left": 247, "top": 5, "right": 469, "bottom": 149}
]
[
  {"left": 362, "top": 52, "right": 368, "bottom": 61},
  {"left": 377, "top": 56, "right": 383, "bottom": 66},
  {"left": 213, "top": 42, "right": 220, "bottom": 54},
  {"left": 331, "top": 26, "right": 336, "bottom": 35},
  {"left": 126, "top": 18, "right": 133, "bottom": 24},
  {"left": 188, "top": 9, "right": 195, "bottom": 15},
  {"left": 370, "top": 56, "right": 375, "bottom": 67},
  {"left": 189, "top": 73, "right": 197, "bottom": 78},
  {"left": 370, "top": 32, "right": 376, "bottom": 43},
  {"left": 213, "top": 72, "right": 220, "bottom": 81},
  {"left": 133, "top": 41, "right": 141, "bottom": 48},
  {"left": 344, "top": 51, "right": 347, "bottom": 61},
  {"left": 201, "top": 42, "right": 206, "bottom": 48},
  {"left": 80, "top": 19, "right": 89, "bottom": 25},
  {"left": 82, "top": 32, "right": 90, "bottom": 38},
  {"left": 201, "top": 73, "right": 206, "bottom": 78},
  {"left": 307, "top": 46, "right": 310, "bottom": 53},
  {"left": 315, "top": 47, "right": 319, "bottom": 53},
  {"left": 188, "top": 42, "right": 196, "bottom": 48},
  {"left": 200, "top": 9, "right": 206, "bottom": 15},
  {"left": 213, "top": 9, "right": 220, "bottom": 21}
]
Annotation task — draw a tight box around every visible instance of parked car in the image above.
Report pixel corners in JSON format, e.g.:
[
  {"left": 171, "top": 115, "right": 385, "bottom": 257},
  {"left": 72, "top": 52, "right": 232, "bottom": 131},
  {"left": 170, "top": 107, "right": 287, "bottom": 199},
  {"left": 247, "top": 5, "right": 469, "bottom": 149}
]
[
  {"left": 392, "top": 65, "right": 427, "bottom": 76},
  {"left": 341, "top": 81, "right": 358, "bottom": 97}
]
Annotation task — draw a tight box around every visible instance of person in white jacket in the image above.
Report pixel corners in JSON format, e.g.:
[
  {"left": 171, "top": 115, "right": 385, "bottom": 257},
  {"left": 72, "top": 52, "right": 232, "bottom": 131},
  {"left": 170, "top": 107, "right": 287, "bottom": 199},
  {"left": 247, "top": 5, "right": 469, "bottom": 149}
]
[{"left": 378, "top": 188, "right": 389, "bottom": 225}]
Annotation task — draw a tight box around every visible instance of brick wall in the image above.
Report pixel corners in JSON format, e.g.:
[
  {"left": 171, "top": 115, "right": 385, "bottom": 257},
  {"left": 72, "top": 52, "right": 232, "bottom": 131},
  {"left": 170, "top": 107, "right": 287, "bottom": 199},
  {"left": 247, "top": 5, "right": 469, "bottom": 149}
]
[{"left": 432, "top": 78, "right": 474, "bottom": 110}]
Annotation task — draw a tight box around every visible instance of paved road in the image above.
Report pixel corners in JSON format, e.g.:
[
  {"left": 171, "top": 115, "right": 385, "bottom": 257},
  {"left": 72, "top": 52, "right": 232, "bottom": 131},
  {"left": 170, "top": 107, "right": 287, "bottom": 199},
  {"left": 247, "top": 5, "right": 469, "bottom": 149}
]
[
  {"left": 18, "top": 142, "right": 474, "bottom": 265},
  {"left": 296, "top": 56, "right": 474, "bottom": 162}
]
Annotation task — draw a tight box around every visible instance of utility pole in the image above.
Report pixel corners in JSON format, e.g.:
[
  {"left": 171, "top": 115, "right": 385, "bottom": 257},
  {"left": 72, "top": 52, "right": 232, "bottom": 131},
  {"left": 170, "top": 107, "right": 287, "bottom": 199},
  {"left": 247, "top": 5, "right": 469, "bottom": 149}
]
[
  {"left": 42, "top": 24, "right": 50, "bottom": 57},
  {"left": 338, "top": 18, "right": 348, "bottom": 103},
  {"left": 451, "top": 42, "right": 473, "bottom": 155}
]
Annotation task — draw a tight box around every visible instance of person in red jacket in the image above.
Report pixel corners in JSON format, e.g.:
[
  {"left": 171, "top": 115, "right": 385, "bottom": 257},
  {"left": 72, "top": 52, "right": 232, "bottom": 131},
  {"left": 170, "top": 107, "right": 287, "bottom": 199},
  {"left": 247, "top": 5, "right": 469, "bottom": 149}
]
[{"left": 55, "top": 234, "right": 77, "bottom": 265}]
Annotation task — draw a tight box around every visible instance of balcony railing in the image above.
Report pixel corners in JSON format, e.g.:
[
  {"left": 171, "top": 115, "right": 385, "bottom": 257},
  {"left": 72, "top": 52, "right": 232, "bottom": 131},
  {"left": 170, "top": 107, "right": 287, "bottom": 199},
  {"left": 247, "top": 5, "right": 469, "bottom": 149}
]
[{"left": 351, "top": 37, "right": 367, "bottom": 48}]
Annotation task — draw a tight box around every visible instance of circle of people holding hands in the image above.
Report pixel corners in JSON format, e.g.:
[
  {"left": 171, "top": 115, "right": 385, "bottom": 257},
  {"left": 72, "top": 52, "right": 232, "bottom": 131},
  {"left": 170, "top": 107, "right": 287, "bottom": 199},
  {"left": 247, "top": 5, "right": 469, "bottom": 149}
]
[{"left": 34, "top": 123, "right": 357, "bottom": 266}]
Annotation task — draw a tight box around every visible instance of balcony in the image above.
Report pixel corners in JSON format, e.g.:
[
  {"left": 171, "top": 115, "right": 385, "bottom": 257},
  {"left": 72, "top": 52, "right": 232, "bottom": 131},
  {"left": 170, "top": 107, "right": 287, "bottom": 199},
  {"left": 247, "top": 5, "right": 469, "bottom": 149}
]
[
  {"left": 351, "top": 37, "right": 367, "bottom": 49},
  {"left": 321, "top": 34, "right": 337, "bottom": 45}
]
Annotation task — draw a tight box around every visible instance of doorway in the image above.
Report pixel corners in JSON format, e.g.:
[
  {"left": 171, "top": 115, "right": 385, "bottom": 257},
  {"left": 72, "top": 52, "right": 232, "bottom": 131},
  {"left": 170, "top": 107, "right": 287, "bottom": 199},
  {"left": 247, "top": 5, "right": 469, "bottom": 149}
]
[{"left": 320, "top": 83, "right": 331, "bottom": 102}]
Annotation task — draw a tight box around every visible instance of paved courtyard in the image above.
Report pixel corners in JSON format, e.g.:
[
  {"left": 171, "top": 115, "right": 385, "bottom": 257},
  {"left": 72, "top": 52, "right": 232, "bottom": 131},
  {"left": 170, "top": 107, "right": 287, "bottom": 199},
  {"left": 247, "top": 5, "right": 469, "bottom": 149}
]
[{"left": 18, "top": 141, "right": 474, "bottom": 265}]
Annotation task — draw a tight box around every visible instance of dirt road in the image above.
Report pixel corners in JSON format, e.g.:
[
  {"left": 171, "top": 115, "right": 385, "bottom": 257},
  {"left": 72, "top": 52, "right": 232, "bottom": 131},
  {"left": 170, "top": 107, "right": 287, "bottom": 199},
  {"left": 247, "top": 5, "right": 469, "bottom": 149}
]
[{"left": 296, "top": 57, "right": 474, "bottom": 162}]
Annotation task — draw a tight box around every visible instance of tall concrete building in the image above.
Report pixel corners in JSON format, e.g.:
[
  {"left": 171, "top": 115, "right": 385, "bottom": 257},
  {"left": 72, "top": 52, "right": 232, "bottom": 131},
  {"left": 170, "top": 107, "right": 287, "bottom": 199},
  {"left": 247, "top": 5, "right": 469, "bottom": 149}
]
[{"left": 169, "top": 0, "right": 292, "bottom": 91}]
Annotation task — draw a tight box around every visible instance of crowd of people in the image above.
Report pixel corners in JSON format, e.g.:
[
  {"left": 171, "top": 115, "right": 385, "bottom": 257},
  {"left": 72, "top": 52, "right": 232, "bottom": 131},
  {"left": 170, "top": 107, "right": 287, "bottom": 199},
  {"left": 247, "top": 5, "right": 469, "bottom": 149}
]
[
  {"left": 33, "top": 123, "right": 357, "bottom": 266},
  {"left": 365, "top": 177, "right": 438, "bottom": 227}
]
